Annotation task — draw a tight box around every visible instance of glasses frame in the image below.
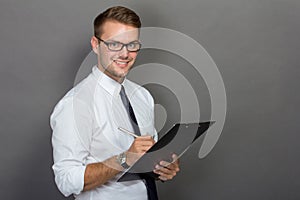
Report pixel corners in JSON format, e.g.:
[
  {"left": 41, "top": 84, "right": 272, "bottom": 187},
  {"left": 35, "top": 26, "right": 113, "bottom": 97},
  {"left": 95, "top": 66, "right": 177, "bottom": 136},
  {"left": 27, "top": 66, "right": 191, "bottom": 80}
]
[{"left": 95, "top": 36, "right": 142, "bottom": 52}]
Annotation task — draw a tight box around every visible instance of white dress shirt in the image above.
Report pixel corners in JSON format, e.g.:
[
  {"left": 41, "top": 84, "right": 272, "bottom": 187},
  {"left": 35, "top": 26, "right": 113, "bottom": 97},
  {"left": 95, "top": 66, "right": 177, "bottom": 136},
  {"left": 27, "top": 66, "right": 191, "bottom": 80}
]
[{"left": 50, "top": 66, "right": 157, "bottom": 199}]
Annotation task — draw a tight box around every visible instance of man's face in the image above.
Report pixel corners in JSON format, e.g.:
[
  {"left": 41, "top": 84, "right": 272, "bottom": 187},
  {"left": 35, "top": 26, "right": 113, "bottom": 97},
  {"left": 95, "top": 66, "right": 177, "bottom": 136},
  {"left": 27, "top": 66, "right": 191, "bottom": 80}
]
[{"left": 95, "top": 20, "right": 139, "bottom": 83}]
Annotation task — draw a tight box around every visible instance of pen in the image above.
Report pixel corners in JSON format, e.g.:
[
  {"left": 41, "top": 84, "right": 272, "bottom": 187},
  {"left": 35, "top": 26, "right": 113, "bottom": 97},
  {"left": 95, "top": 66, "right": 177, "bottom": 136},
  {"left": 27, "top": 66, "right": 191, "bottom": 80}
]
[{"left": 118, "top": 127, "right": 139, "bottom": 138}]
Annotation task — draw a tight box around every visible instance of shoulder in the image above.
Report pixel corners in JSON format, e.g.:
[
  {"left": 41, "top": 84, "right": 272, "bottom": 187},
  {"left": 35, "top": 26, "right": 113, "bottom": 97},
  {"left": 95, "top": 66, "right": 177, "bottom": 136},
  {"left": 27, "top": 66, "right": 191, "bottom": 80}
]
[
  {"left": 125, "top": 79, "right": 153, "bottom": 98},
  {"left": 51, "top": 74, "right": 96, "bottom": 120},
  {"left": 125, "top": 79, "right": 154, "bottom": 104}
]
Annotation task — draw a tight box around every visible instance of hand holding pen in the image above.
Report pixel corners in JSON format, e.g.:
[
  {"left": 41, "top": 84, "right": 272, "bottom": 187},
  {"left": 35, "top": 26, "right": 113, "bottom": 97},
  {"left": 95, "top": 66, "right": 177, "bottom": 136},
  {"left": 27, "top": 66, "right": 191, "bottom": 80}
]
[
  {"left": 118, "top": 127, "right": 180, "bottom": 181},
  {"left": 118, "top": 127, "right": 139, "bottom": 138},
  {"left": 118, "top": 127, "right": 155, "bottom": 166},
  {"left": 118, "top": 127, "right": 154, "bottom": 139}
]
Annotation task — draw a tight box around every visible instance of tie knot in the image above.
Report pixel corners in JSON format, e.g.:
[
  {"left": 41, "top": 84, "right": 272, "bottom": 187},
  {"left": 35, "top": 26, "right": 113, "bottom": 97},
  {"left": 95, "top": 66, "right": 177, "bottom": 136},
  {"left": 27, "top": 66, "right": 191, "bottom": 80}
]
[
  {"left": 120, "top": 85, "right": 126, "bottom": 98},
  {"left": 120, "top": 85, "right": 129, "bottom": 107},
  {"left": 120, "top": 85, "right": 125, "bottom": 94}
]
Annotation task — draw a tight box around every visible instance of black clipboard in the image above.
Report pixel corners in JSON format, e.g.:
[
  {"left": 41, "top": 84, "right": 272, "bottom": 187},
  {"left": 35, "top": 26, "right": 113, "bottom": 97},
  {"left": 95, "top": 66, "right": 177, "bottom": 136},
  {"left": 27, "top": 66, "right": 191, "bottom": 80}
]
[{"left": 117, "top": 121, "right": 215, "bottom": 182}]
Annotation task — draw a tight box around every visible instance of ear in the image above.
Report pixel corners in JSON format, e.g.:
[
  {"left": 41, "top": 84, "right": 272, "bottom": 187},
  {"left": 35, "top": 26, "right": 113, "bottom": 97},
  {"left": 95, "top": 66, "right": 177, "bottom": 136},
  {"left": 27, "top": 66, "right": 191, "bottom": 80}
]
[{"left": 91, "top": 36, "right": 99, "bottom": 54}]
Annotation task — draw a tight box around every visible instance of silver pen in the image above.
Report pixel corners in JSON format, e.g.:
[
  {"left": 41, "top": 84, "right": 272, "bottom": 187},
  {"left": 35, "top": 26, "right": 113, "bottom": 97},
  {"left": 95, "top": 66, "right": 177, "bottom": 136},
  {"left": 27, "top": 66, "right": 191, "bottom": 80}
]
[{"left": 118, "top": 127, "right": 139, "bottom": 138}]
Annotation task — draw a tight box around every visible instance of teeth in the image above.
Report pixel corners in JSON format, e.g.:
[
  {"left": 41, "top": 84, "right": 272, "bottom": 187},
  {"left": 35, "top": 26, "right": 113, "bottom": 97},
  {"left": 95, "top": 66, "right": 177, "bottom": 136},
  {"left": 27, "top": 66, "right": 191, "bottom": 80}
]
[{"left": 115, "top": 61, "right": 127, "bottom": 65}]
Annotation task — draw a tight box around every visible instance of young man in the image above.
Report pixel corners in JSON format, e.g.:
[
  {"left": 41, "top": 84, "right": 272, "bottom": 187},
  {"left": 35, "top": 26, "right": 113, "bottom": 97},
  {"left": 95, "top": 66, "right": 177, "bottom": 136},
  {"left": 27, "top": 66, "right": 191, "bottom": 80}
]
[{"left": 50, "top": 6, "right": 179, "bottom": 200}]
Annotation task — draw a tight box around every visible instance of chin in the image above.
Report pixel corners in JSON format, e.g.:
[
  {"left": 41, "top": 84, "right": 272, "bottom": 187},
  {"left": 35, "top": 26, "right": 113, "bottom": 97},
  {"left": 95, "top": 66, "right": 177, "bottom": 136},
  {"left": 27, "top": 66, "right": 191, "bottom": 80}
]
[
  {"left": 115, "top": 67, "right": 131, "bottom": 76},
  {"left": 108, "top": 70, "right": 127, "bottom": 79},
  {"left": 117, "top": 71, "right": 128, "bottom": 78}
]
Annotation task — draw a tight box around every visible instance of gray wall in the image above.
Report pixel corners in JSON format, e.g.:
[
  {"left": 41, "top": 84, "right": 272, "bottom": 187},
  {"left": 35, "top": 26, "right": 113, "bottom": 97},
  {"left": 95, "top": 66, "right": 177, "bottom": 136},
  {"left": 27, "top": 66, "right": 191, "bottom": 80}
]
[{"left": 1, "top": 0, "right": 299, "bottom": 199}]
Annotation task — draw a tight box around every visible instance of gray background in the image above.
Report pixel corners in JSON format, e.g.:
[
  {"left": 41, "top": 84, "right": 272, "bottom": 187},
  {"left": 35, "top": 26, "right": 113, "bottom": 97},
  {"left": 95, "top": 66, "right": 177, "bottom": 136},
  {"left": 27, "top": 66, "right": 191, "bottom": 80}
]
[{"left": 1, "top": 0, "right": 299, "bottom": 199}]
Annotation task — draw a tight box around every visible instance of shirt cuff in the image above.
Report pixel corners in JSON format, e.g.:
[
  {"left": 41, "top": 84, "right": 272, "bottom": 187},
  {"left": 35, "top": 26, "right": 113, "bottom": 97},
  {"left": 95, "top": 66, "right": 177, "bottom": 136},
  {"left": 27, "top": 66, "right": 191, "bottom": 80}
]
[{"left": 74, "top": 165, "right": 87, "bottom": 195}]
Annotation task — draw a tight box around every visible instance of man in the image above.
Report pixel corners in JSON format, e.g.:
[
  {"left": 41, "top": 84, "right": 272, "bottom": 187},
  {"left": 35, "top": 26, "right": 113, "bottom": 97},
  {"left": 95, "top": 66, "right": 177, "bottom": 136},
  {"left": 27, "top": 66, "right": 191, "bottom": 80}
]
[{"left": 51, "top": 6, "right": 179, "bottom": 200}]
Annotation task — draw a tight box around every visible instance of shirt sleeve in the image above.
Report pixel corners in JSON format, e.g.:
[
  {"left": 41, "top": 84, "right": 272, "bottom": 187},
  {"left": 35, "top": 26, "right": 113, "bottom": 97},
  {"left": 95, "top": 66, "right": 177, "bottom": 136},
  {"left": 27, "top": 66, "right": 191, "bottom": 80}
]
[{"left": 50, "top": 96, "right": 92, "bottom": 197}]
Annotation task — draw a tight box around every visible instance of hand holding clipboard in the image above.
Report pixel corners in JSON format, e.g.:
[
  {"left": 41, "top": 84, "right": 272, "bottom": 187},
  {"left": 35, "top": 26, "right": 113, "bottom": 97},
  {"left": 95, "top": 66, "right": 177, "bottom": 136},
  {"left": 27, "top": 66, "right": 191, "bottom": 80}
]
[{"left": 117, "top": 121, "right": 215, "bottom": 182}]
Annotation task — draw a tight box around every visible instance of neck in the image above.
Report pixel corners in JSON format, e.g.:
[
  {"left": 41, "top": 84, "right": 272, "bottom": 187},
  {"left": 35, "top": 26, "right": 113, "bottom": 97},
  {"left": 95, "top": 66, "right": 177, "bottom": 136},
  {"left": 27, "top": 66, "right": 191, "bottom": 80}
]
[{"left": 97, "top": 64, "right": 125, "bottom": 84}]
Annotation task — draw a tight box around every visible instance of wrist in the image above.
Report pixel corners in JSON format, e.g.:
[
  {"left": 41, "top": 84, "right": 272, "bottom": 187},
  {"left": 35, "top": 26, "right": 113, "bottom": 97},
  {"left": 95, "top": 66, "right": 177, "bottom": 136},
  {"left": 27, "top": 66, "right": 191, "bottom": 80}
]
[{"left": 116, "top": 152, "right": 130, "bottom": 169}]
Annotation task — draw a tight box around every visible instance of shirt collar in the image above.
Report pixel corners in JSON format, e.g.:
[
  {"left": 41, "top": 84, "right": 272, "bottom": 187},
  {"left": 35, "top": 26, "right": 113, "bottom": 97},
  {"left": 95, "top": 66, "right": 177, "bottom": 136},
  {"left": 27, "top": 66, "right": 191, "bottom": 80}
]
[{"left": 92, "top": 66, "right": 129, "bottom": 96}]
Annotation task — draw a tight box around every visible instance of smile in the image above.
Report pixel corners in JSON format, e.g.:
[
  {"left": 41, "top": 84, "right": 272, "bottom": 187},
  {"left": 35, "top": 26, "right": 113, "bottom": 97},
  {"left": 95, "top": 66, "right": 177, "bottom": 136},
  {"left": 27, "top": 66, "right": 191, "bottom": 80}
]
[{"left": 114, "top": 60, "right": 131, "bottom": 67}]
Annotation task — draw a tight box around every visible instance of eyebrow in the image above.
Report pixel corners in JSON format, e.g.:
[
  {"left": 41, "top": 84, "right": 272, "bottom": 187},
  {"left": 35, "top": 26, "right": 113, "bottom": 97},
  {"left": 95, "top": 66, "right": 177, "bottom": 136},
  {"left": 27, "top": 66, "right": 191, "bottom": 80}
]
[{"left": 105, "top": 39, "right": 140, "bottom": 43}]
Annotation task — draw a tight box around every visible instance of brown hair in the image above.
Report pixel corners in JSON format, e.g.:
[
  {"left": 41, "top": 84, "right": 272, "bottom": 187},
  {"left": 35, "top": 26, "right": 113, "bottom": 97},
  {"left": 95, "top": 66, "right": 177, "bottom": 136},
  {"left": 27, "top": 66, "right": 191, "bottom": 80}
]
[{"left": 94, "top": 6, "right": 141, "bottom": 38}]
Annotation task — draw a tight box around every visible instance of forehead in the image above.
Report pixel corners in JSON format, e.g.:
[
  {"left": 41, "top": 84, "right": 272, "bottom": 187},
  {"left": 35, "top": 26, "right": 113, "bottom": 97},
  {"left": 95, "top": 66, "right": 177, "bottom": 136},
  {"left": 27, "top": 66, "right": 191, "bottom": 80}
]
[{"left": 101, "top": 20, "right": 139, "bottom": 42}]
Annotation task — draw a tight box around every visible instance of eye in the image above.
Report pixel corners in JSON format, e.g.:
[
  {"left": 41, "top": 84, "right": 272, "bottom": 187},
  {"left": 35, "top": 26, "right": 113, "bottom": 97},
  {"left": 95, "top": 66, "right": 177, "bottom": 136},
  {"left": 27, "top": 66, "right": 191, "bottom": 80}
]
[
  {"left": 127, "top": 42, "right": 140, "bottom": 50},
  {"left": 108, "top": 42, "right": 122, "bottom": 49},
  {"left": 127, "top": 43, "right": 136, "bottom": 48}
]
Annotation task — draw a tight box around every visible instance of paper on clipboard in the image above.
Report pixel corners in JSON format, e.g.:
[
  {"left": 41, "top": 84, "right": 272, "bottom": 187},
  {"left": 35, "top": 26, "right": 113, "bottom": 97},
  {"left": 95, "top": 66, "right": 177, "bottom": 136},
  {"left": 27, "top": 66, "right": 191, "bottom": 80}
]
[{"left": 117, "top": 121, "right": 215, "bottom": 182}]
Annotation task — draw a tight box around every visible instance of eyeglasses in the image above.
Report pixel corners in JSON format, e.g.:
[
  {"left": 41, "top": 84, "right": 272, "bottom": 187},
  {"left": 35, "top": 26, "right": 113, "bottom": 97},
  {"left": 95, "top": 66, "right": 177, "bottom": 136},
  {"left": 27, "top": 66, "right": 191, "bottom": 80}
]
[{"left": 95, "top": 36, "right": 142, "bottom": 52}]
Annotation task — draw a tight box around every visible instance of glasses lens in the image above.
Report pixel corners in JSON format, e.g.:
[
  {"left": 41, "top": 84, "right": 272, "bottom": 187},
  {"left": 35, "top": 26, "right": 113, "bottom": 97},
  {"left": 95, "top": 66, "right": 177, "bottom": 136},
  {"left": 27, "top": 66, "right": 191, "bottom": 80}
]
[
  {"left": 127, "top": 42, "right": 141, "bottom": 51},
  {"left": 107, "top": 42, "right": 123, "bottom": 51}
]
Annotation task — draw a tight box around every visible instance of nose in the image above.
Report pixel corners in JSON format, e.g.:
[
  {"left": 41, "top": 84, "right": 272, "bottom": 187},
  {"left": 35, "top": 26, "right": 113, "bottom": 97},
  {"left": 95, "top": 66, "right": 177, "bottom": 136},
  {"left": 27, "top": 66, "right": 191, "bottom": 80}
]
[{"left": 118, "top": 45, "right": 129, "bottom": 59}]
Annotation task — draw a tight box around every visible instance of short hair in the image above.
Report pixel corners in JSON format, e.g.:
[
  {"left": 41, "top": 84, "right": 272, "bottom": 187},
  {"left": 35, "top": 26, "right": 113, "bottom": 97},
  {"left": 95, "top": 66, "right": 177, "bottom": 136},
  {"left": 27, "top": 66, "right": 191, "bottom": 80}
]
[{"left": 94, "top": 6, "right": 141, "bottom": 38}]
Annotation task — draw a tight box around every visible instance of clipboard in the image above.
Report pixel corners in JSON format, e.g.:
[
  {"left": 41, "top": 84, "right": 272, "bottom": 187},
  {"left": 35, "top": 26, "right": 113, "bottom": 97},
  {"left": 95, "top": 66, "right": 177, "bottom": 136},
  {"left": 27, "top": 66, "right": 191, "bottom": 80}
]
[{"left": 117, "top": 121, "right": 215, "bottom": 182}]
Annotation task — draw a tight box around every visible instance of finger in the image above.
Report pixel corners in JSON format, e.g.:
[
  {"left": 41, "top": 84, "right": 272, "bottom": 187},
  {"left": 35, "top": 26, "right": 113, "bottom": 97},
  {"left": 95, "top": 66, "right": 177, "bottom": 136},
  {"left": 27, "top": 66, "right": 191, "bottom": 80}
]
[
  {"left": 155, "top": 164, "right": 176, "bottom": 175},
  {"left": 158, "top": 176, "right": 168, "bottom": 181},
  {"left": 158, "top": 160, "right": 180, "bottom": 172},
  {"left": 128, "top": 146, "right": 149, "bottom": 154},
  {"left": 134, "top": 144, "right": 153, "bottom": 150},
  {"left": 159, "top": 160, "right": 171, "bottom": 168},
  {"left": 134, "top": 141, "right": 154, "bottom": 149},
  {"left": 172, "top": 154, "right": 179, "bottom": 163},
  {"left": 134, "top": 142, "right": 154, "bottom": 152},
  {"left": 135, "top": 135, "right": 153, "bottom": 140},
  {"left": 158, "top": 174, "right": 173, "bottom": 181},
  {"left": 135, "top": 146, "right": 152, "bottom": 153},
  {"left": 153, "top": 167, "right": 176, "bottom": 181},
  {"left": 135, "top": 137, "right": 155, "bottom": 145}
]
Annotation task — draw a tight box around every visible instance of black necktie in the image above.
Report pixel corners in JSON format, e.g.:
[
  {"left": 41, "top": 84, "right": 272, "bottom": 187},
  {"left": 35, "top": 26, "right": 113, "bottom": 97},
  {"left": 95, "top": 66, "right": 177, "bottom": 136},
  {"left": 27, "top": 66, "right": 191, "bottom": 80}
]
[
  {"left": 120, "top": 85, "right": 158, "bottom": 200},
  {"left": 119, "top": 85, "right": 141, "bottom": 136}
]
